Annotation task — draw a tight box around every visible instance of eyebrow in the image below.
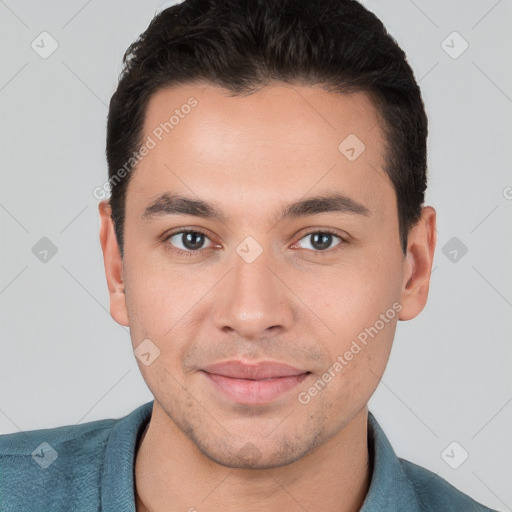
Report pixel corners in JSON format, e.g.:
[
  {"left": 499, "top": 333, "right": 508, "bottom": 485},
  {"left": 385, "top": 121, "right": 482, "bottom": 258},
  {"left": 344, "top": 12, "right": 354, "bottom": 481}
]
[{"left": 141, "top": 192, "right": 370, "bottom": 223}]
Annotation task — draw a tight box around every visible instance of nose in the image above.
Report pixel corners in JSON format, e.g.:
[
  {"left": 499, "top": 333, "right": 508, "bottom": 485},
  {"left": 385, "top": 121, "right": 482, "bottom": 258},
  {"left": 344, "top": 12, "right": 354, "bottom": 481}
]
[{"left": 212, "top": 246, "right": 295, "bottom": 341}]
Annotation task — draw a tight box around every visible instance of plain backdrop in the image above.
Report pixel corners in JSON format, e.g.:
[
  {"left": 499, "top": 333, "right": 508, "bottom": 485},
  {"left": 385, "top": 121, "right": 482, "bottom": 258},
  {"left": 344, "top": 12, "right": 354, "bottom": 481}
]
[{"left": 1, "top": 1, "right": 511, "bottom": 510}]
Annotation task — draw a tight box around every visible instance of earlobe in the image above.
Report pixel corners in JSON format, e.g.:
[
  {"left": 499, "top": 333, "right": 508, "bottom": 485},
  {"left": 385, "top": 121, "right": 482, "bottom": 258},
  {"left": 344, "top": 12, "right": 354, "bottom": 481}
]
[
  {"left": 398, "top": 206, "right": 437, "bottom": 321},
  {"left": 98, "top": 200, "right": 130, "bottom": 326}
]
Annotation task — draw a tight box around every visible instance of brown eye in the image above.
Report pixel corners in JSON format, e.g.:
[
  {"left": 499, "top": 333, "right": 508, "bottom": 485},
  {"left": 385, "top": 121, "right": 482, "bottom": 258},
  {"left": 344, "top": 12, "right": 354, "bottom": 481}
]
[
  {"left": 165, "top": 229, "right": 214, "bottom": 254},
  {"left": 296, "top": 230, "right": 344, "bottom": 253}
]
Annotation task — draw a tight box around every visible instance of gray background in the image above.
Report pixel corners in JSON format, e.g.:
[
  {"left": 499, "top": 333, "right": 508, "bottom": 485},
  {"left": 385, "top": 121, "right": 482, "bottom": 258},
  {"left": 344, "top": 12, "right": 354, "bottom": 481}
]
[{"left": 0, "top": 0, "right": 511, "bottom": 510}]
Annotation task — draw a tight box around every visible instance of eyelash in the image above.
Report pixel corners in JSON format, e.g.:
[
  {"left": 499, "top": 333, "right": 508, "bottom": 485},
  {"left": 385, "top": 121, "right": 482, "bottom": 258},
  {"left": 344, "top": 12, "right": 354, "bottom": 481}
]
[{"left": 162, "top": 228, "right": 347, "bottom": 257}]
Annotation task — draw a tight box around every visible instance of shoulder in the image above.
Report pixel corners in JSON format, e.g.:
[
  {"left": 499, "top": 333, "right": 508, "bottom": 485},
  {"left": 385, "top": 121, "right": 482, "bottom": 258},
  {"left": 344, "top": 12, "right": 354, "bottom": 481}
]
[
  {"left": 0, "top": 416, "right": 119, "bottom": 512},
  {"left": 0, "top": 415, "right": 117, "bottom": 456},
  {"left": 399, "top": 457, "right": 498, "bottom": 512},
  {"left": 366, "top": 411, "right": 499, "bottom": 512}
]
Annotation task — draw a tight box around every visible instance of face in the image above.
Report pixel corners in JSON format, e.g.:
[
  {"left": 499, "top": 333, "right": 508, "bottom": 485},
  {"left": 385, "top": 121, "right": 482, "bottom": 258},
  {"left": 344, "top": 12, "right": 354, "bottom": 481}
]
[{"left": 100, "top": 82, "right": 435, "bottom": 469}]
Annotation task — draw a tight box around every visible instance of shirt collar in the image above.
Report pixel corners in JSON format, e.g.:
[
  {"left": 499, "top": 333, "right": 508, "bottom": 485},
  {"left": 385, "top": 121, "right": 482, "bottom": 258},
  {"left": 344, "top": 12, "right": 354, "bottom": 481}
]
[
  {"left": 101, "top": 401, "right": 153, "bottom": 512},
  {"left": 100, "top": 402, "right": 421, "bottom": 511},
  {"left": 360, "top": 411, "right": 422, "bottom": 511}
]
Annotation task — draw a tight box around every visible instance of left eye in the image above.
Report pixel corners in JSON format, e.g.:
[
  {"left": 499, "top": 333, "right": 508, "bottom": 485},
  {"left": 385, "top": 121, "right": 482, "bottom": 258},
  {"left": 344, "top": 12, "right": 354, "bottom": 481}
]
[{"left": 296, "top": 231, "right": 343, "bottom": 252}]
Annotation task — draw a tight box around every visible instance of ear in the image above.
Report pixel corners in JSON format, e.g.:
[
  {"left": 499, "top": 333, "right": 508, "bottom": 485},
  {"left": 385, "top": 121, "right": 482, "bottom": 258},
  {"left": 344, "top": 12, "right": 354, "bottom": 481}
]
[
  {"left": 398, "top": 206, "right": 437, "bottom": 321},
  {"left": 98, "top": 200, "right": 129, "bottom": 326}
]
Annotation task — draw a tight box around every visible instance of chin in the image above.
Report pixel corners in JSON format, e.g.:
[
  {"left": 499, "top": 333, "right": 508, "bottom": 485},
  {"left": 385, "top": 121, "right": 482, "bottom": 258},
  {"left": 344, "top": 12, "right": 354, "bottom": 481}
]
[{"left": 191, "top": 431, "right": 326, "bottom": 470}]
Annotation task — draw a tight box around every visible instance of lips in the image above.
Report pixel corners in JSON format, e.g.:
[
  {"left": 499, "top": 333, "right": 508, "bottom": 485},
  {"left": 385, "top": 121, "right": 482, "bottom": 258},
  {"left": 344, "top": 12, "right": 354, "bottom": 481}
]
[
  {"left": 201, "top": 360, "right": 310, "bottom": 405},
  {"left": 202, "top": 360, "right": 307, "bottom": 379}
]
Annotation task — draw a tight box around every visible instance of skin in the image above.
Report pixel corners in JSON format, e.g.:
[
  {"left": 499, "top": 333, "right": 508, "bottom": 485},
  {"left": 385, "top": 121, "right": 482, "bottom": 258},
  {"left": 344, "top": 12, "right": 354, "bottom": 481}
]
[{"left": 99, "top": 83, "right": 436, "bottom": 512}]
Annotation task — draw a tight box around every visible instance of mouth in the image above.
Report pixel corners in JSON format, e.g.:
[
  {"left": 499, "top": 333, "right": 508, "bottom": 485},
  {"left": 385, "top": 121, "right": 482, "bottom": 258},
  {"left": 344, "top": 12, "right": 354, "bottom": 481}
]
[{"left": 200, "top": 360, "right": 312, "bottom": 405}]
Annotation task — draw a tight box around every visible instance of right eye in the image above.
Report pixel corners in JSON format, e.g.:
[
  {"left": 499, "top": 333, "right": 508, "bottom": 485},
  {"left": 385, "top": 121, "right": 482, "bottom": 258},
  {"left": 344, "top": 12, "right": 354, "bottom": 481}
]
[{"left": 163, "top": 229, "right": 216, "bottom": 256}]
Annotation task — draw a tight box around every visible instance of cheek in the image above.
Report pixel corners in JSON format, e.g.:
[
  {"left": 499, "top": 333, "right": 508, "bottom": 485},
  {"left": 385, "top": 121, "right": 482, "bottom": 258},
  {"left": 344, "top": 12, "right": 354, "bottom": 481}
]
[
  {"left": 351, "top": 243, "right": 403, "bottom": 313},
  {"left": 294, "top": 249, "right": 402, "bottom": 335},
  {"left": 124, "top": 253, "right": 184, "bottom": 325},
  {"left": 296, "top": 248, "right": 401, "bottom": 394},
  {"left": 124, "top": 260, "right": 209, "bottom": 369},
  {"left": 310, "top": 315, "right": 397, "bottom": 421}
]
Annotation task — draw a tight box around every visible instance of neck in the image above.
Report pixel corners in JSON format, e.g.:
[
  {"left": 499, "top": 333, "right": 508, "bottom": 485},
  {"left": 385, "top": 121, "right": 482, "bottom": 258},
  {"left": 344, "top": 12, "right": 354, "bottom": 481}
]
[{"left": 135, "top": 403, "right": 371, "bottom": 512}]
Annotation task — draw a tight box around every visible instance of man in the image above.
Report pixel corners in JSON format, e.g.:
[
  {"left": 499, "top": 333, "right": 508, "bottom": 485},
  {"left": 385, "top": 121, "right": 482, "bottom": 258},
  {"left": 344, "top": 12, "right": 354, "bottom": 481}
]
[{"left": 0, "top": 1, "right": 499, "bottom": 511}]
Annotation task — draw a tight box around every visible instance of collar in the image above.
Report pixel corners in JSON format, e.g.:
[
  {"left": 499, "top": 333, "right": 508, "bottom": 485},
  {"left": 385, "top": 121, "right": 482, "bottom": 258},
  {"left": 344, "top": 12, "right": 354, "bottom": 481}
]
[
  {"left": 100, "top": 401, "right": 153, "bottom": 512},
  {"left": 360, "top": 412, "right": 422, "bottom": 511}
]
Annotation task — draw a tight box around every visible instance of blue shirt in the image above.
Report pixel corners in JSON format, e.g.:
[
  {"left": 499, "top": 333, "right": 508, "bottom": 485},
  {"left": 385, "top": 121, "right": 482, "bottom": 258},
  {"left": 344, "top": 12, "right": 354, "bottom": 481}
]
[{"left": 0, "top": 400, "right": 498, "bottom": 511}]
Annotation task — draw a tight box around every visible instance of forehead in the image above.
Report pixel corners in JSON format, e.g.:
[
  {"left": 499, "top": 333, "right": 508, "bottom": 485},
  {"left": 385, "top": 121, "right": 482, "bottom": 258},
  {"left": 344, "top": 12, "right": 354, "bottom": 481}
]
[{"left": 126, "top": 82, "right": 395, "bottom": 222}]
